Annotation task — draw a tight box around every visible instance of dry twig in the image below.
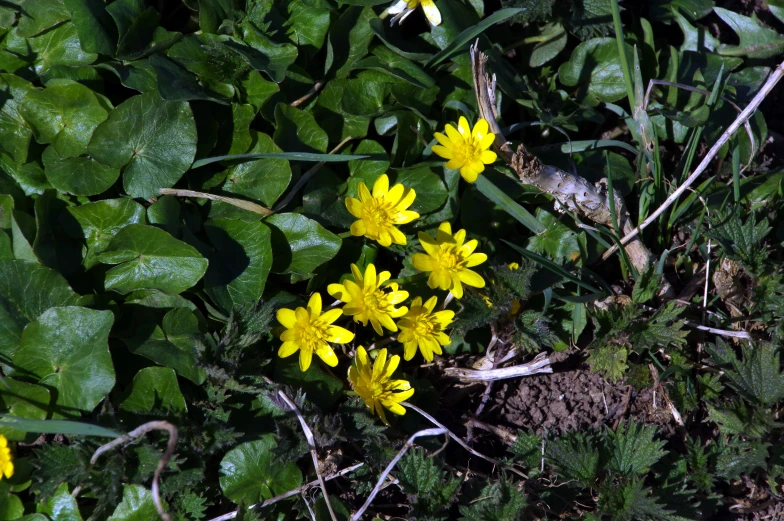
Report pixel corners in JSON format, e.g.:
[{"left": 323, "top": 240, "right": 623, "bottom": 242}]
[
  {"left": 277, "top": 390, "right": 339, "bottom": 521},
  {"left": 73, "top": 421, "right": 178, "bottom": 521},
  {"left": 158, "top": 188, "right": 272, "bottom": 216},
  {"left": 443, "top": 352, "right": 553, "bottom": 381}
]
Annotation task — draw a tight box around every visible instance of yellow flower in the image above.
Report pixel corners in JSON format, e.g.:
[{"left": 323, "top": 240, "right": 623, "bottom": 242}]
[
  {"left": 348, "top": 346, "right": 414, "bottom": 425},
  {"left": 345, "top": 174, "right": 419, "bottom": 247},
  {"left": 277, "top": 293, "right": 355, "bottom": 372},
  {"left": 432, "top": 117, "right": 497, "bottom": 183},
  {"left": 481, "top": 294, "right": 493, "bottom": 308},
  {"left": 388, "top": 0, "right": 441, "bottom": 26},
  {"left": 397, "top": 296, "right": 454, "bottom": 362},
  {"left": 328, "top": 263, "right": 409, "bottom": 335},
  {"left": 0, "top": 435, "right": 13, "bottom": 480},
  {"left": 412, "top": 222, "right": 487, "bottom": 298}
]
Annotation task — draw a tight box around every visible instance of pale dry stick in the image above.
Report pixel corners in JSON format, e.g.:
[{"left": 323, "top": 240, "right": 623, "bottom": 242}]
[
  {"left": 442, "top": 352, "right": 553, "bottom": 381},
  {"left": 402, "top": 402, "right": 527, "bottom": 479},
  {"left": 649, "top": 364, "right": 685, "bottom": 428},
  {"left": 638, "top": 304, "right": 750, "bottom": 339},
  {"left": 274, "top": 136, "right": 354, "bottom": 212},
  {"left": 291, "top": 81, "right": 324, "bottom": 108},
  {"left": 205, "top": 463, "right": 365, "bottom": 521},
  {"left": 73, "top": 421, "right": 178, "bottom": 521},
  {"left": 277, "top": 390, "right": 339, "bottom": 521},
  {"left": 350, "top": 428, "right": 447, "bottom": 521},
  {"left": 159, "top": 188, "right": 272, "bottom": 216},
  {"left": 602, "top": 59, "right": 784, "bottom": 261}
]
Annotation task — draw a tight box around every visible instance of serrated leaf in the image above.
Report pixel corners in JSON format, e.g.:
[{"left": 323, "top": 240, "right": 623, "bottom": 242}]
[
  {"left": 219, "top": 434, "right": 302, "bottom": 504},
  {"left": 714, "top": 7, "right": 784, "bottom": 59},
  {"left": 587, "top": 345, "right": 628, "bottom": 383},
  {"left": 546, "top": 431, "right": 599, "bottom": 485},
  {"left": 13, "top": 306, "right": 115, "bottom": 412},
  {"left": 724, "top": 344, "right": 784, "bottom": 406},
  {"left": 99, "top": 224, "right": 208, "bottom": 295},
  {"left": 605, "top": 421, "right": 666, "bottom": 476},
  {"left": 88, "top": 93, "right": 197, "bottom": 199}
]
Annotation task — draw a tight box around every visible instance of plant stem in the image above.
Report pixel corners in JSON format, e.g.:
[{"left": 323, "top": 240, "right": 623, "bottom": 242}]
[{"left": 610, "top": 0, "right": 635, "bottom": 110}]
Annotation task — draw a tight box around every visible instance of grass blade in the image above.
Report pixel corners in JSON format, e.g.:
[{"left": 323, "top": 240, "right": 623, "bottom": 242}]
[
  {"left": 0, "top": 415, "right": 122, "bottom": 438},
  {"left": 192, "top": 152, "right": 370, "bottom": 169},
  {"left": 503, "top": 240, "right": 601, "bottom": 293},
  {"left": 474, "top": 175, "right": 545, "bottom": 234}
]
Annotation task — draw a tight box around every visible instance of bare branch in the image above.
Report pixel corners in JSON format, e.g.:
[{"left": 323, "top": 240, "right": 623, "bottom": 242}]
[
  {"left": 158, "top": 188, "right": 272, "bottom": 216},
  {"left": 443, "top": 352, "right": 553, "bottom": 381},
  {"left": 278, "top": 390, "right": 338, "bottom": 521}
]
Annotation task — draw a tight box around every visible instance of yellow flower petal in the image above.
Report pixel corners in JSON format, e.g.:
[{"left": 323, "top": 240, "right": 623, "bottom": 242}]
[
  {"left": 279, "top": 341, "right": 299, "bottom": 358},
  {"left": 457, "top": 116, "right": 471, "bottom": 137},
  {"left": 420, "top": 0, "right": 441, "bottom": 25},
  {"left": 307, "top": 292, "right": 322, "bottom": 317},
  {"left": 431, "top": 144, "right": 453, "bottom": 159},
  {"left": 458, "top": 269, "right": 485, "bottom": 288},
  {"left": 316, "top": 344, "right": 338, "bottom": 367},
  {"left": 372, "top": 174, "right": 389, "bottom": 197},
  {"left": 299, "top": 347, "right": 313, "bottom": 372},
  {"left": 466, "top": 252, "right": 488, "bottom": 267},
  {"left": 276, "top": 308, "right": 297, "bottom": 329}
]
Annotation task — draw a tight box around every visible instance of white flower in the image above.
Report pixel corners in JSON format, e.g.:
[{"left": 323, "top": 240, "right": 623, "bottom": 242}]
[{"left": 388, "top": 0, "right": 441, "bottom": 26}]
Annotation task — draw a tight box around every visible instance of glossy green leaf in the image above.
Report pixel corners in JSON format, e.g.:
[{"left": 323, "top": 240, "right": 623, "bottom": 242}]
[
  {"left": 0, "top": 260, "right": 78, "bottom": 358},
  {"left": 62, "top": 0, "right": 118, "bottom": 55},
  {"left": 559, "top": 37, "right": 633, "bottom": 104},
  {"left": 19, "top": 81, "right": 109, "bottom": 158},
  {"left": 148, "top": 54, "right": 231, "bottom": 104},
  {"left": 273, "top": 103, "right": 328, "bottom": 154},
  {"left": 37, "top": 483, "right": 84, "bottom": 521},
  {"left": 266, "top": 213, "right": 341, "bottom": 275},
  {"left": 106, "top": 0, "right": 166, "bottom": 60},
  {"left": 16, "top": 0, "right": 71, "bottom": 38},
  {"left": 368, "top": 18, "right": 439, "bottom": 62},
  {"left": 99, "top": 224, "right": 208, "bottom": 295},
  {"left": 0, "top": 380, "right": 50, "bottom": 441},
  {"left": 13, "top": 306, "right": 115, "bottom": 412},
  {"left": 120, "top": 367, "right": 187, "bottom": 413},
  {"left": 394, "top": 166, "right": 448, "bottom": 214},
  {"left": 67, "top": 198, "right": 146, "bottom": 269},
  {"left": 286, "top": 1, "right": 330, "bottom": 51},
  {"left": 354, "top": 47, "right": 435, "bottom": 89},
  {"left": 219, "top": 434, "right": 303, "bottom": 504},
  {"left": 24, "top": 22, "right": 98, "bottom": 76},
  {"left": 0, "top": 74, "right": 34, "bottom": 164},
  {"left": 327, "top": 6, "right": 375, "bottom": 78},
  {"left": 106, "top": 485, "right": 158, "bottom": 521},
  {"left": 204, "top": 218, "right": 273, "bottom": 312},
  {"left": 223, "top": 132, "right": 292, "bottom": 207},
  {"left": 225, "top": 29, "right": 297, "bottom": 83},
  {"left": 88, "top": 93, "right": 197, "bottom": 199},
  {"left": 526, "top": 207, "right": 585, "bottom": 265},
  {"left": 42, "top": 147, "right": 120, "bottom": 196}
]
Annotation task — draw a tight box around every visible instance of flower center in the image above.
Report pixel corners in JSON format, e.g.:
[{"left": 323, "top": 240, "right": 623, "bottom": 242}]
[
  {"left": 453, "top": 138, "right": 481, "bottom": 164},
  {"left": 437, "top": 245, "right": 466, "bottom": 272},
  {"left": 413, "top": 314, "right": 439, "bottom": 337},
  {"left": 297, "top": 320, "right": 330, "bottom": 351},
  {"left": 361, "top": 198, "right": 395, "bottom": 227}
]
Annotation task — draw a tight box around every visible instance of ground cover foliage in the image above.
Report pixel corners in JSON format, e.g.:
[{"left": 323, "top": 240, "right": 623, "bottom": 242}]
[{"left": 0, "top": 0, "right": 783, "bottom": 519}]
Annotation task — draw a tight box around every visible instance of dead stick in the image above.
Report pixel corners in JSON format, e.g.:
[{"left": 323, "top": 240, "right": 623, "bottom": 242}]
[
  {"left": 443, "top": 352, "right": 552, "bottom": 381},
  {"left": 158, "top": 188, "right": 272, "bottom": 216},
  {"left": 278, "top": 391, "right": 338, "bottom": 521},
  {"left": 74, "top": 421, "right": 178, "bottom": 521},
  {"left": 350, "top": 428, "right": 447, "bottom": 521},
  {"left": 603, "top": 59, "right": 784, "bottom": 261}
]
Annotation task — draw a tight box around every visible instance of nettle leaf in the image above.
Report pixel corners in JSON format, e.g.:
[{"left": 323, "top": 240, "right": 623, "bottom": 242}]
[
  {"left": 526, "top": 207, "right": 584, "bottom": 264},
  {"left": 632, "top": 266, "right": 661, "bottom": 304},
  {"left": 597, "top": 479, "right": 676, "bottom": 521},
  {"left": 13, "top": 306, "right": 115, "bottom": 412},
  {"left": 98, "top": 224, "right": 208, "bottom": 295},
  {"left": 716, "top": 438, "right": 770, "bottom": 479},
  {"left": 459, "top": 477, "right": 526, "bottom": 521},
  {"left": 0, "top": 259, "right": 78, "bottom": 358},
  {"left": 67, "top": 198, "right": 146, "bottom": 269},
  {"left": 266, "top": 213, "right": 341, "bottom": 275},
  {"left": 508, "top": 430, "right": 542, "bottom": 469},
  {"left": 0, "top": 73, "right": 34, "bottom": 163},
  {"left": 587, "top": 345, "right": 628, "bottom": 383},
  {"left": 106, "top": 485, "right": 158, "bottom": 521},
  {"left": 546, "top": 431, "right": 600, "bottom": 486},
  {"left": 204, "top": 218, "right": 273, "bottom": 313},
  {"left": 714, "top": 7, "right": 784, "bottom": 59},
  {"left": 223, "top": 132, "right": 292, "bottom": 208},
  {"left": 724, "top": 344, "right": 784, "bottom": 406},
  {"left": 605, "top": 421, "right": 666, "bottom": 476},
  {"left": 707, "top": 400, "right": 779, "bottom": 438},
  {"left": 42, "top": 147, "right": 120, "bottom": 196},
  {"left": 558, "top": 37, "right": 633, "bottom": 104},
  {"left": 273, "top": 103, "right": 328, "bottom": 154},
  {"left": 88, "top": 93, "right": 197, "bottom": 200},
  {"left": 120, "top": 367, "right": 187, "bottom": 414},
  {"left": 706, "top": 210, "right": 770, "bottom": 276},
  {"left": 19, "top": 81, "right": 109, "bottom": 158},
  {"left": 627, "top": 302, "right": 688, "bottom": 354},
  {"left": 219, "top": 434, "right": 303, "bottom": 504}
]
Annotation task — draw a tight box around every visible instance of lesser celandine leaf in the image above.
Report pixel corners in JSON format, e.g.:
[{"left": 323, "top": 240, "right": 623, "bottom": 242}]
[
  {"left": 0, "top": 74, "right": 34, "bottom": 164},
  {"left": 13, "top": 306, "right": 115, "bottom": 412},
  {"left": 37, "top": 483, "right": 84, "bottom": 521},
  {"left": 219, "top": 434, "right": 303, "bottom": 504},
  {"left": 266, "top": 213, "right": 341, "bottom": 275},
  {"left": 558, "top": 37, "right": 634, "bottom": 105},
  {"left": 61, "top": 0, "right": 118, "bottom": 55},
  {"left": 98, "top": 224, "right": 208, "bottom": 295},
  {"left": 273, "top": 103, "right": 329, "bottom": 154},
  {"left": 41, "top": 147, "right": 120, "bottom": 196},
  {"left": 0, "top": 379, "right": 50, "bottom": 441},
  {"left": 106, "top": 485, "right": 158, "bottom": 521},
  {"left": 67, "top": 198, "right": 146, "bottom": 269},
  {"left": 88, "top": 93, "right": 197, "bottom": 199},
  {"left": 223, "top": 132, "right": 292, "bottom": 207},
  {"left": 120, "top": 367, "right": 187, "bottom": 414}
]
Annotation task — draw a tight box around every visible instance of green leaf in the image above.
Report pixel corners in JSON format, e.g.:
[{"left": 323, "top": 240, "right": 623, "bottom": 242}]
[
  {"left": 274, "top": 356, "right": 344, "bottom": 409},
  {"left": 67, "top": 198, "right": 146, "bottom": 269},
  {"left": 19, "top": 81, "right": 109, "bottom": 158},
  {"left": 0, "top": 379, "right": 50, "bottom": 441},
  {"left": 106, "top": 485, "right": 159, "bottom": 521},
  {"left": 219, "top": 434, "right": 303, "bottom": 504},
  {"left": 724, "top": 344, "right": 784, "bottom": 406},
  {"left": 605, "top": 421, "right": 666, "bottom": 476},
  {"left": 714, "top": 7, "right": 784, "bottom": 59},
  {"left": 62, "top": 0, "right": 118, "bottom": 55},
  {"left": 99, "top": 224, "right": 208, "bottom": 295},
  {"left": 204, "top": 218, "right": 273, "bottom": 312},
  {"left": 0, "top": 74, "right": 34, "bottom": 164},
  {"left": 88, "top": 93, "right": 197, "bottom": 200},
  {"left": 475, "top": 175, "right": 545, "bottom": 234},
  {"left": 546, "top": 431, "right": 599, "bottom": 486},
  {"left": 192, "top": 151, "right": 367, "bottom": 169},
  {"left": 0, "top": 415, "right": 120, "bottom": 438},
  {"left": 148, "top": 54, "right": 231, "bottom": 104},
  {"left": 13, "top": 306, "right": 115, "bottom": 412},
  {"left": 587, "top": 345, "right": 628, "bottom": 383},
  {"left": 559, "top": 37, "right": 633, "bottom": 104},
  {"left": 327, "top": 6, "right": 376, "bottom": 78},
  {"left": 42, "top": 147, "right": 120, "bottom": 196},
  {"left": 526, "top": 207, "right": 584, "bottom": 264},
  {"left": 106, "top": 0, "right": 166, "bottom": 61},
  {"left": 225, "top": 28, "right": 297, "bottom": 83},
  {"left": 273, "top": 103, "right": 328, "bottom": 154},
  {"left": 0, "top": 260, "right": 78, "bottom": 358},
  {"left": 529, "top": 23, "right": 567, "bottom": 67},
  {"left": 286, "top": 1, "right": 330, "bottom": 51},
  {"left": 459, "top": 477, "right": 527, "bottom": 521},
  {"left": 37, "top": 482, "right": 84, "bottom": 521},
  {"left": 426, "top": 8, "right": 524, "bottom": 66},
  {"left": 120, "top": 367, "right": 187, "bottom": 413},
  {"left": 24, "top": 22, "right": 98, "bottom": 77},
  {"left": 0, "top": 492, "right": 23, "bottom": 520},
  {"left": 354, "top": 47, "right": 435, "bottom": 89},
  {"left": 223, "top": 132, "right": 292, "bottom": 207},
  {"left": 631, "top": 265, "right": 661, "bottom": 304},
  {"left": 16, "top": 0, "right": 71, "bottom": 38},
  {"left": 368, "top": 18, "right": 440, "bottom": 62},
  {"left": 266, "top": 213, "right": 341, "bottom": 275},
  {"left": 394, "top": 167, "right": 448, "bottom": 215}
]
